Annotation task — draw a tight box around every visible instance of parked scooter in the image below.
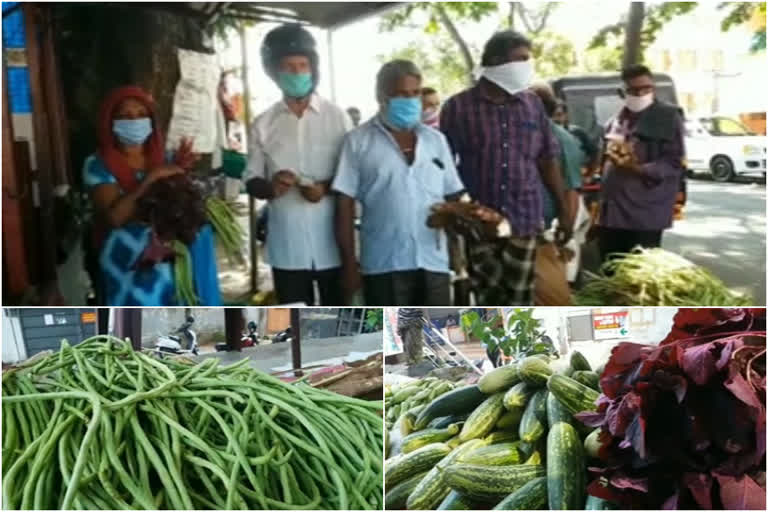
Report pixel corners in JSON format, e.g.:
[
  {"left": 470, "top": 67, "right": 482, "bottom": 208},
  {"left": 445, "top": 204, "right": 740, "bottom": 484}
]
[
  {"left": 240, "top": 321, "right": 259, "bottom": 347},
  {"left": 272, "top": 327, "right": 293, "bottom": 344},
  {"left": 155, "top": 316, "right": 198, "bottom": 356}
]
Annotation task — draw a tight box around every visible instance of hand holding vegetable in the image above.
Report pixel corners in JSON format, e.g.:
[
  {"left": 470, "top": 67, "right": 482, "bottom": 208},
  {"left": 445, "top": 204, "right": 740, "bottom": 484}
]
[
  {"left": 300, "top": 181, "right": 330, "bottom": 203},
  {"left": 173, "top": 136, "right": 201, "bottom": 171},
  {"left": 605, "top": 141, "right": 642, "bottom": 174}
]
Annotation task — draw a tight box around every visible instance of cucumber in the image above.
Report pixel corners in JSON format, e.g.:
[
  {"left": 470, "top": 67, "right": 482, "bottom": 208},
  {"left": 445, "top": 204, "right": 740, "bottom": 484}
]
[
  {"left": 478, "top": 364, "right": 520, "bottom": 394},
  {"left": 428, "top": 413, "right": 469, "bottom": 430},
  {"left": 484, "top": 430, "right": 519, "bottom": 444},
  {"left": 524, "top": 450, "right": 542, "bottom": 466},
  {"left": 385, "top": 442, "right": 452, "bottom": 488},
  {"left": 402, "top": 424, "right": 461, "bottom": 453},
  {"left": 406, "top": 439, "right": 485, "bottom": 510},
  {"left": 392, "top": 386, "right": 422, "bottom": 404},
  {"left": 503, "top": 382, "right": 534, "bottom": 410},
  {"left": 458, "top": 441, "right": 521, "bottom": 466},
  {"left": 459, "top": 392, "right": 505, "bottom": 442},
  {"left": 584, "top": 428, "right": 605, "bottom": 459},
  {"left": 495, "top": 407, "right": 523, "bottom": 431},
  {"left": 384, "top": 470, "right": 428, "bottom": 509},
  {"left": 586, "top": 495, "right": 619, "bottom": 510},
  {"left": 533, "top": 389, "right": 548, "bottom": 424},
  {"left": 518, "top": 357, "right": 553, "bottom": 387},
  {"left": 530, "top": 354, "right": 551, "bottom": 363},
  {"left": 570, "top": 351, "right": 592, "bottom": 372},
  {"left": 437, "top": 490, "right": 474, "bottom": 510},
  {"left": 492, "top": 476, "right": 548, "bottom": 510},
  {"left": 447, "top": 436, "right": 462, "bottom": 449},
  {"left": 572, "top": 370, "right": 600, "bottom": 391},
  {"left": 546, "top": 391, "right": 573, "bottom": 426},
  {"left": 442, "top": 464, "right": 546, "bottom": 500},
  {"left": 547, "top": 374, "right": 600, "bottom": 415},
  {"left": 415, "top": 385, "right": 487, "bottom": 430},
  {"left": 385, "top": 428, "right": 390, "bottom": 459},
  {"left": 547, "top": 422, "right": 586, "bottom": 510},
  {"left": 519, "top": 389, "right": 547, "bottom": 443}
]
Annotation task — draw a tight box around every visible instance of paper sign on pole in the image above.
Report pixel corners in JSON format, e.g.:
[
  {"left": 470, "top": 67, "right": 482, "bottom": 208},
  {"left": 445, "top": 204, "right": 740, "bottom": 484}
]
[
  {"left": 593, "top": 311, "right": 630, "bottom": 340},
  {"left": 383, "top": 307, "right": 404, "bottom": 356},
  {"left": 166, "top": 49, "right": 219, "bottom": 153}
]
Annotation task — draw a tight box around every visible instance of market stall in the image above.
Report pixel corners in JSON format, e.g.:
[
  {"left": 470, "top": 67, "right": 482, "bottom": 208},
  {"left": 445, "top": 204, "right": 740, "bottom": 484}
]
[
  {"left": 1, "top": 309, "right": 384, "bottom": 510},
  {"left": 384, "top": 307, "right": 766, "bottom": 510}
]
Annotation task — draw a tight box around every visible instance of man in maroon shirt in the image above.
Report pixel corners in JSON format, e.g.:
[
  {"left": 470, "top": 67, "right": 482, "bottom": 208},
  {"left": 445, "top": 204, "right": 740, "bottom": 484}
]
[{"left": 440, "top": 31, "right": 571, "bottom": 305}]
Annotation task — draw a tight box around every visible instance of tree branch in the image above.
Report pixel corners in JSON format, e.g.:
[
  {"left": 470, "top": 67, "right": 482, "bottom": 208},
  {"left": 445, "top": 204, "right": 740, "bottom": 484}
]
[{"left": 434, "top": 3, "right": 476, "bottom": 85}]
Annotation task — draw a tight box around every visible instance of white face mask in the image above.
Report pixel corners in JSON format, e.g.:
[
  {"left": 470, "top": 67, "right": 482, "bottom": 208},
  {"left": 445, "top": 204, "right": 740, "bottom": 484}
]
[
  {"left": 481, "top": 60, "right": 534, "bottom": 96},
  {"left": 625, "top": 92, "right": 654, "bottom": 112}
]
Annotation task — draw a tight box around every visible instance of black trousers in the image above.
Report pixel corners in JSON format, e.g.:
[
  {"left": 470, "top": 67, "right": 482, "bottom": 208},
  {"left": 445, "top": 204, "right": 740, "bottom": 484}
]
[
  {"left": 598, "top": 227, "right": 663, "bottom": 262},
  {"left": 363, "top": 270, "right": 451, "bottom": 306},
  {"left": 272, "top": 267, "right": 343, "bottom": 306}
]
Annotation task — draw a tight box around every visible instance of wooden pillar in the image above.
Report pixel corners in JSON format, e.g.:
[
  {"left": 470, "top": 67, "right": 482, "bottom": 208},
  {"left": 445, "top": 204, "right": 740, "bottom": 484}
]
[
  {"left": 224, "top": 308, "right": 245, "bottom": 350},
  {"left": 114, "top": 308, "right": 142, "bottom": 349},
  {"left": 2, "top": 62, "right": 31, "bottom": 298},
  {"left": 290, "top": 308, "right": 302, "bottom": 376},
  {"left": 23, "top": 3, "right": 58, "bottom": 285}
]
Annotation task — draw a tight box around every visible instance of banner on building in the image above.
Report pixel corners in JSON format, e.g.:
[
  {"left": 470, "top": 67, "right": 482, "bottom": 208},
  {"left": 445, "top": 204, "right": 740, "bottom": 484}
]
[{"left": 593, "top": 311, "right": 630, "bottom": 340}]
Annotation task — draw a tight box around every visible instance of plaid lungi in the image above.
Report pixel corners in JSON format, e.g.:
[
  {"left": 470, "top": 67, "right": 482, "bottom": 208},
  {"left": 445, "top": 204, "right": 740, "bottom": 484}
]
[{"left": 467, "top": 236, "right": 537, "bottom": 306}]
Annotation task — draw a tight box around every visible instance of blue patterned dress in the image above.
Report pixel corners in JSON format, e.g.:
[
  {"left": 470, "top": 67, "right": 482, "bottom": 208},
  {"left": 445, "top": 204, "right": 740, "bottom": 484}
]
[{"left": 83, "top": 155, "right": 222, "bottom": 306}]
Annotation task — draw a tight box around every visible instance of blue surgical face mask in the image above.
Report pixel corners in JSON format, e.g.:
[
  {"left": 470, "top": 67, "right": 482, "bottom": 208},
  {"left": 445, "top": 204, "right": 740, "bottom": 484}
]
[
  {"left": 385, "top": 97, "right": 422, "bottom": 131},
  {"left": 113, "top": 118, "right": 153, "bottom": 145},
  {"left": 277, "top": 72, "right": 313, "bottom": 98}
]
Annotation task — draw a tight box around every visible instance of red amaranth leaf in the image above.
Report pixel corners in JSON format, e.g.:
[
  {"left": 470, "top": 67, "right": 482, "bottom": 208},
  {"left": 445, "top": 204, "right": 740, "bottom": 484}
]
[{"left": 713, "top": 472, "right": 766, "bottom": 510}]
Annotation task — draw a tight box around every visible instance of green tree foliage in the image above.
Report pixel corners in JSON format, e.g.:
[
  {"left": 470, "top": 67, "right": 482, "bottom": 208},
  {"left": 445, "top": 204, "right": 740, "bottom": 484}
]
[
  {"left": 718, "top": 2, "right": 766, "bottom": 52},
  {"left": 531, "top": 31, "right": 576, "bottom": 79},
  {"left": 461, "top": 309, "right": 558, "bottom": 360},
  {"left": 588, "top": 2, "right": 698, "bottom": 64}
]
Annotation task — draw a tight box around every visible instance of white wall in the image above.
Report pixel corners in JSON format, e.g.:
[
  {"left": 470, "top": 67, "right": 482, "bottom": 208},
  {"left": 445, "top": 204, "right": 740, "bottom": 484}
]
[{"left": 2, "top": 310, "right": 27, "bottom": 364}]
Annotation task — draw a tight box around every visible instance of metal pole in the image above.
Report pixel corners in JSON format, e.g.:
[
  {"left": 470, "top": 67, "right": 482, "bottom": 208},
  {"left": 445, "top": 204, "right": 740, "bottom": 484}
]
[
  {"left": 327, "top": 29, "right": 337, "bottom": 104},
  {"left": 239, "top": 22, "right": 259, "bottom": 294},
  {"left": 290, "top": 308, "right": 302, "bottom": 377},
  {"left": 225, "top": 308, "right": 245, "bottom": 350},
  {"left": 114, "top": 308, "right": 142, "bottom": 350}
]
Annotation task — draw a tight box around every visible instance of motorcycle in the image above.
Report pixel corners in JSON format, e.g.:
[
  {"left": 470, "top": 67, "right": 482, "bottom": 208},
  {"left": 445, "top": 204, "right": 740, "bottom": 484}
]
[
  {"left": 273, "top": 327, "right": 293, "bottom": 344},
  {"left": 240, "top": 321, "right": 259, "bottom": 347},
  {"left": 155, "top": 316, "right": 198, "bottom": 356}
]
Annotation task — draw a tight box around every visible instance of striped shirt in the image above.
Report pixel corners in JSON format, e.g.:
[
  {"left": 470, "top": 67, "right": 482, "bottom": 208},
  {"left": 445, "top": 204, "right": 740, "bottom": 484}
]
[{"left": 440, "top": 85, "right": 560, "bottom": 237}]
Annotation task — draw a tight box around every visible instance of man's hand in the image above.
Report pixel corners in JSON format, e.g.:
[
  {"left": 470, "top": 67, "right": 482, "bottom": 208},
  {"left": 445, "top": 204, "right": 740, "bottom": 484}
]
[
  {"left": 300, "top": 182, "right": 329, "bottom": 203},
  {"left": 174, "top": 137, "right": 201, "bottom": 170},
  {"left": 555, "top": 211, "right": 574, "bottom": 245},
  {"left": 272, "top": 170, "right": 297, "bottom": 197},
  {"left": 341, "top": 264, "right": 362, "bottom": 302},
  {"left": 470, "top": 205, "right": 504, "bottom": 224}
]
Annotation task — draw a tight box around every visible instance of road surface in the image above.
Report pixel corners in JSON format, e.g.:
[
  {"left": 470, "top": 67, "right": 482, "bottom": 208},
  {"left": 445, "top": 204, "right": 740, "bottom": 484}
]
[
  {"left": 583, "top": 179, "right": 765, "bottom": 304},
  {"left": 663, "top": 179, "right": 765, "bottom": 304}
]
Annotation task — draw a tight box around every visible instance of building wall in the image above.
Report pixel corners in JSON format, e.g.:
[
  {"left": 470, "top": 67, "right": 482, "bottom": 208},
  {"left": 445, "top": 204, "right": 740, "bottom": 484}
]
[{"left": 2, "top": 309, "right": 27, "bottom": 363}]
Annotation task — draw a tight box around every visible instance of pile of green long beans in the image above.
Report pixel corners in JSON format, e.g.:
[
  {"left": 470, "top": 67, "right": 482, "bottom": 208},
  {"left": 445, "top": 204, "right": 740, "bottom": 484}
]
[
  {"left": 574, "top": 248, "right": 752, "bottom": 306},
  {"left": 2, "top": 336, "right": 383, "bottom": 510}
]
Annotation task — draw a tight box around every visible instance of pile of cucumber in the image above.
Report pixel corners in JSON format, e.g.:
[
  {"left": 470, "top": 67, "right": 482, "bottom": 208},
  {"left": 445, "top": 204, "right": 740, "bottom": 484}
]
[
  {"left": 385, "top": 378, "right": 457, "bottom": 436},
  {"left": 384, "top": 352, "right": 617, "bottom": 510}
]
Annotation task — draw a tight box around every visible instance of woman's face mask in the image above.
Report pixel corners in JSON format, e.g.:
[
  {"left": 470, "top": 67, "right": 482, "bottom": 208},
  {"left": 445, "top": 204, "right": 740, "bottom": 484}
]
[
  {"left": 385, "top": 97, "right": 422, "bottom": 131},
  {"left": 277, "top": 72, "right": 313, "bottom": 98},
  {"left": 113, "top": 118, "right": 153, "bottom": 146},
  {"left": 481, "top": 60, "right": 534, "bottom": 96}
]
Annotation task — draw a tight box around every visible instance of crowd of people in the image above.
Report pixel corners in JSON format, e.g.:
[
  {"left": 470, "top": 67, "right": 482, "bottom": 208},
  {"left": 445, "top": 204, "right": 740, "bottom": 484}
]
[{"left": 84, "top": 22, "right": 685, "bottom": 307}]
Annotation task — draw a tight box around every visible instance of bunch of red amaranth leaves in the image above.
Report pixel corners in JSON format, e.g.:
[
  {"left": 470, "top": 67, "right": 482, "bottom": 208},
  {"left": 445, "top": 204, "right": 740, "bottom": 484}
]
[{"left": 576, "top": 308, "right": 766, "bottom": 510}]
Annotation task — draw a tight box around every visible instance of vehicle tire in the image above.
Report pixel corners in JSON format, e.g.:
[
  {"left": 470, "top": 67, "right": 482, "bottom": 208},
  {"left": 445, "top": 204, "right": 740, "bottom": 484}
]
[{"left": 710, "top": 155, "right": 735, "bottom": 182}]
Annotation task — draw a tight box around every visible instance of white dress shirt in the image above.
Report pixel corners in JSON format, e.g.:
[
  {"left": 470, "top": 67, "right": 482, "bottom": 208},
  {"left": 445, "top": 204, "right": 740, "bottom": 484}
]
[{"left": 245, "top": 94, "right": 350, "bottom": 271}]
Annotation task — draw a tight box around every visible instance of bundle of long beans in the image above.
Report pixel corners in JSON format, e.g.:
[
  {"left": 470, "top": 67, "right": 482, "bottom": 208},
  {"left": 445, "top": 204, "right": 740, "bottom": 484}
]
[
  {"left": 205, "top": 196, "right": 246, "bottom": 260},
  {"left": 2, "top": 336, "right": 383, "bottom": 510}
]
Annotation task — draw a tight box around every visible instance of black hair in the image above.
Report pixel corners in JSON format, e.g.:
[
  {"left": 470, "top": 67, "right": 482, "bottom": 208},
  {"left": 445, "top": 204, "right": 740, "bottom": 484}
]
[
  {"left": 621, "top": 64, "right": 653, "bottom": 82},
  {"left": 421, "top": 87, "right": 438, "bottom": 96},
  {"left": 481, "top": 30, "right": 532, "bottom": 66}
]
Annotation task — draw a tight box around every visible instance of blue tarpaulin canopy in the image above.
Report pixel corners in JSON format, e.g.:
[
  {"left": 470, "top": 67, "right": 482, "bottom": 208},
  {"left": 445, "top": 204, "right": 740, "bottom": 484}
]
[{"left": 2, "top": 2, "right": 32, "bottom": 113}]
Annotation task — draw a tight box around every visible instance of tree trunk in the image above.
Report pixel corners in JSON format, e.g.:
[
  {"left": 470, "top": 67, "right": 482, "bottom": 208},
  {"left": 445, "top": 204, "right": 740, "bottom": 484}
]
[
  {"left": 434, "top": 3, "right": 476, "bottom": 85},
  {"left": 623, "top": 2, "right": 646, "bottom": 68},
  {"left": 508, "top": 3, "right": 516, "bottom": 29}
]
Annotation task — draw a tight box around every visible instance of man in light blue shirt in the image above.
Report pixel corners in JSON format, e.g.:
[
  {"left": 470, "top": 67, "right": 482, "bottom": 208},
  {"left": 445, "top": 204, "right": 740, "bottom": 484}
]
[{"left": 332, "top": 60, "right": 466, "bottom": 306}]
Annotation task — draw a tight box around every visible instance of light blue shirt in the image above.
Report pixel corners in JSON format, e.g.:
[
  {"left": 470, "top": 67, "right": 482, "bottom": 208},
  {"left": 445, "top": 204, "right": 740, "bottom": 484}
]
[
  {"left": 244, "top": 94, "right": 350, "bottom": 270},
  {"left": 332, "top": 117, "right": 465, "bottom": 275}
]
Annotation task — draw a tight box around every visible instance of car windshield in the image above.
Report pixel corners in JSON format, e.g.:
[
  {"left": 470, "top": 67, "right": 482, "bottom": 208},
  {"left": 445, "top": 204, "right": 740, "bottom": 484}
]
[{"left": 700, "top": 117, "right": 754, "bottom": 136}]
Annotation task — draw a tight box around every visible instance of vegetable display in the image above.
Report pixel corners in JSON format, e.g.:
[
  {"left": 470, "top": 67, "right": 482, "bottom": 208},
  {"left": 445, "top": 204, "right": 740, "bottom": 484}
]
[
  {"left": 384, "top": 378, "right": 458, "bottom": 433},
  {"left": 575, "top": 248, "right": 752, "bottom": 306},
  {"left": 384, "top": 308, "right": 766, "bottom": 510},
  {"left": 2, "top": 336, "right": 383, "bottom": 510}
]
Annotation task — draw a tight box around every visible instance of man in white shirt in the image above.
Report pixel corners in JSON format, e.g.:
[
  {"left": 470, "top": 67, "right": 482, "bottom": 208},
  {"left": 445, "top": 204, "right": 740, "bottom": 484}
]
[{"left": 245, "top": 24, "right": 350, "bottom": 305}]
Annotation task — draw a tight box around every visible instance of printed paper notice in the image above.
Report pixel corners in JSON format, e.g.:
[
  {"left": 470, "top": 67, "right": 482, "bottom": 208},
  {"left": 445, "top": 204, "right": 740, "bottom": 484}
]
[{"left": 166, "top": 49, "right": 219, "bottom": 153}]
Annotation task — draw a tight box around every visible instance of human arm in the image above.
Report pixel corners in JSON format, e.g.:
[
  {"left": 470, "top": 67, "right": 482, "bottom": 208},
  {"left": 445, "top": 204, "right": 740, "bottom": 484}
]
[
  {"left": 331, "top": 135, "right": 362, "bottom": 299},
  {"left": 243, "top": 118, "right": 297, "bottom": 199},
  {"left": 538, "top": 115, "right": 571, "bottom": 242}
]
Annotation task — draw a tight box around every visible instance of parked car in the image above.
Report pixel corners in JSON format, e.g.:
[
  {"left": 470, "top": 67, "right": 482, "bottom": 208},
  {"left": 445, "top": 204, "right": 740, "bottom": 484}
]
[{"left": 684, "top": 116, "right": 766, "bottom": 182}]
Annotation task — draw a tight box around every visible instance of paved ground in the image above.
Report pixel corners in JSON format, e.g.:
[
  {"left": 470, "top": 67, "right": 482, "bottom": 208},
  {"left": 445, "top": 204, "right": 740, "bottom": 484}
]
[
  {"left": 196, "top": 332, "right": 382, "bottom": 373},
  {"left": 583, "top": 179, "right": 766, "bottom": 304}
]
